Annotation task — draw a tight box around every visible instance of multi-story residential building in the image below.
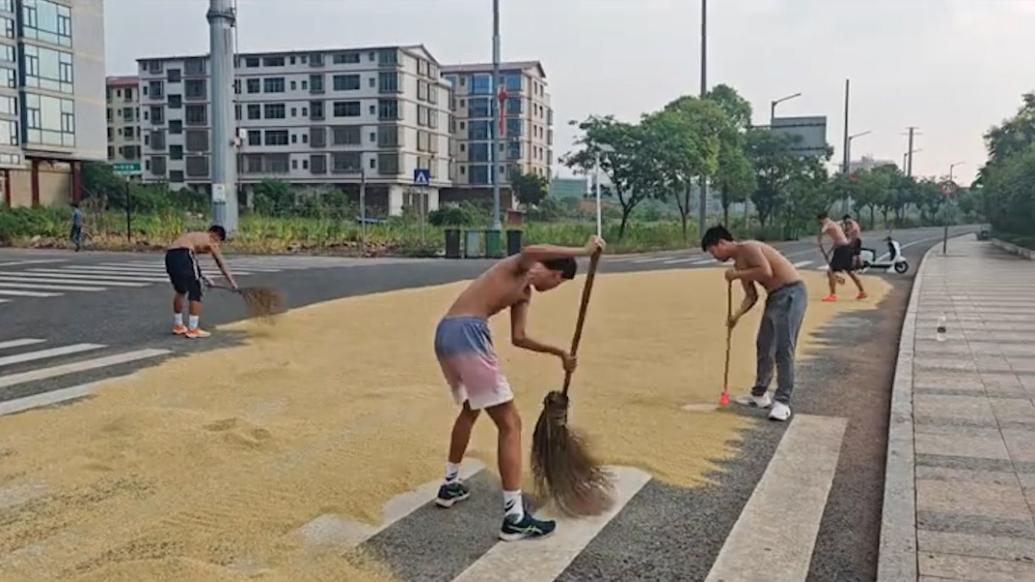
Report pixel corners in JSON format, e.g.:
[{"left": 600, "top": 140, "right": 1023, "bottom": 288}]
[
  {"left": 136, "top": 44, "right": 453, "bottom": 216},
  {"left": 441, "top": 61, "right": 552, "bottom": 207},
  {"left": 0, "top": 0, "right": 106, "bottom": 208},
  {"left": 105, "top": 75, "right": 141, "bottom": 180}
]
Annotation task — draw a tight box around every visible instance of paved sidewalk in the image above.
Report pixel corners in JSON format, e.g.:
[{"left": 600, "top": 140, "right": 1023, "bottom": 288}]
[{"left": 880, "top": 236, "right": 1035, "bottom": 581}]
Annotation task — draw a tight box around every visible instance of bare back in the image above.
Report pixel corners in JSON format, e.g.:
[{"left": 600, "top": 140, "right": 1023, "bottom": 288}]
[
  {"left": 735, "top": 241, "right": 801, "bottom": 293},
  {"left": 169, "top": 232, "right": 217, "bottom": 255},
  {"left": 446, "top": 256, "right": 531, "bottom": 319},
  {"left": 822, "top": 220, "right": 849, "bottom": 247}
]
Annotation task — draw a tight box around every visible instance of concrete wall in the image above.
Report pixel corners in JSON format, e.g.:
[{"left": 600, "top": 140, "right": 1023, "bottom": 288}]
[{"left": 5, "top": 163, "right": 71, "bottom": 208}]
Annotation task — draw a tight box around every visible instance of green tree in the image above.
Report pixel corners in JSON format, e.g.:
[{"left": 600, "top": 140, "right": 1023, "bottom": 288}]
[
  {"left": 509, "top": 170, "right": 549, "bottom": 207},
  {"left": 744, "top": 129, "right": 802, "bottom": 228},
  {"left": 706, "top": 85, "right": 755, "bottom": 226},
  {"left": 982, "top": 144, "right": 1035, "bottom": 235},
  {"left": 253, "top": 179, "right": 296, "bottom": 216}
]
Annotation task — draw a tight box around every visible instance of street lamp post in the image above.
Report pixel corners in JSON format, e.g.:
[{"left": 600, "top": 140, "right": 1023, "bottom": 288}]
[
  {"left": 697, "top": 0, "right": 708, "bottom": 236},
  {"left": 770, "top": 92, "right": 802, "bottom": 125},
  {"left": 842, "top": 130, "right": 871, "bottom": 214},
  {"left": 490, "top": 0, "right": 502, "bottom": 234},
  {"left": 948, "top": 161, "right": 965, "bottom": 183}
]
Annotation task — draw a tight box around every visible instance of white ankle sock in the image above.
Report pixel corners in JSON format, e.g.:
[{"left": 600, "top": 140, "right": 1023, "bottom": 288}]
[
  {"left": 503, "top": 490, "right": 524, "bottom": 521},
  {"left": 174, "top": 313, "right": 184, "bottom": 327},
  {"left": 188, "top": 315, "right": 200, "bottom": 330},
  {"left": 444, "top": 462, "right": 460, "bottom": 484}
]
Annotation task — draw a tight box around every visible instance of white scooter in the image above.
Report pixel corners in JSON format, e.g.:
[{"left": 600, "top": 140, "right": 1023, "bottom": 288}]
[{"left": 858, "top": 237, "right": 909, "bottom": 274}]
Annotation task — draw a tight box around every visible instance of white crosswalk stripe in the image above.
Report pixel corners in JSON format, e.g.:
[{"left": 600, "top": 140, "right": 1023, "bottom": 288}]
[
  {"left": 663, "top": 257, "right": 698, "bottom": 265},
  {"left": 0, "top": 281, "right": 105, "bottom": 292},
  {"left": 0, "top": 338, "right": 46, "bottom": 351},
  {"left": 692, "top": 258, "right": 716, "bottom": 265},
  {"left": 24, "top": 270, "right": 170, "bottom": 282},
  {"left": 0, "top": 343, "right": 105, "bottom": 368},
  {"left": 0, "top": 344, "right": 169, "bottom": 391},
  {"left": 793, "top": 260, "right": 814, "bottom": 268},
  {"left": 0, "top": 275, "right": 150, "bottom": 288},
  {"left": 0, "top": 288, "right": 60, "bottom": 297}
]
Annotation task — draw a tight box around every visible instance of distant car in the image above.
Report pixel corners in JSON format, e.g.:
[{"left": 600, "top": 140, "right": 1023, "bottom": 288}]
[{"left": 355, "top": 216, "right": 385, "bottom": 226}]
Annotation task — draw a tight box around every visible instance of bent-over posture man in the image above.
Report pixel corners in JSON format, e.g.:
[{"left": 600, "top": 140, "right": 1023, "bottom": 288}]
[
  {"left": 702, "top": 225, "right": 807, "bottom": 422},
  {"left": 434, "top": 235, "right": 605, "bottom": 541},
  {"left": 819, "top": 212, "right": 866, "bottom": 301},
  {"left": 842, "top": 214, "right": 863, "bottom": 269},
  {"left": 165, "top": 225, "right": 237, "bottom": 339}
]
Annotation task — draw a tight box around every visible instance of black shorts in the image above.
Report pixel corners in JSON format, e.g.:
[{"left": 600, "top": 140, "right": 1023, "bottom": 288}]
[
  {"left": 830, "top": 245, "right": 855, "bottom": 273},
  {"left": 165, "top": 248, "right": 203, "bottom": 301},
  {"left": 851, "top": 239, "right": 862, "bottom": 255}
]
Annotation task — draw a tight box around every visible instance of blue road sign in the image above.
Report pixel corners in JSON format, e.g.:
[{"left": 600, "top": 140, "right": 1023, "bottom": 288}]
[{"left": 413, "top": 168, "right": 431, "bottom": 186}]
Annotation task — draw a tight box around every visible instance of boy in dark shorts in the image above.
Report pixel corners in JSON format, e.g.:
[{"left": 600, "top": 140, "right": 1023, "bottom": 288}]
[
  {"left": 165, "top": 225, "right": 238, "bottom": 339},
  {"left": 818, "top": 212, "right": 866, "bottom": 302},
  {"left": 434, "top": 235, "right": 605, "bottom": 541}
]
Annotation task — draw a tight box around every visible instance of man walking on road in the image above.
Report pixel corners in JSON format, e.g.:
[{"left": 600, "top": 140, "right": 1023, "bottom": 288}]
[
  {"left": 702, "top": 226, "right": 807, "bottom": 422},
  {"left": 842, "top": 214, "right": 863, "bottom": 270},
  {"left": 819, "top": 212, "right": 867, "bottom": 302},
  {"left": 70, "top": 202, "right": 83, "bottom": 252},
  {"left": 165, "top": 226, "right": 238, "bottom": 339},
  {"left": 433, "top": 235, "right": 605, "bottom": 541}
]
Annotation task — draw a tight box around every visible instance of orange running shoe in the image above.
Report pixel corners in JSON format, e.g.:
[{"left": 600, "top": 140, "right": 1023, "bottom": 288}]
[
  {"left": 822, "top": 294, "right": 838, "bottom": 302},
  {"left": 172, "top": 324, "right": 188, "bottom": 335},
  {"left": 857, "top": 292, "right": 869, "bottom": 300},
  {"left": 185, "top": 328, "right": 211, "bottom": 339}
]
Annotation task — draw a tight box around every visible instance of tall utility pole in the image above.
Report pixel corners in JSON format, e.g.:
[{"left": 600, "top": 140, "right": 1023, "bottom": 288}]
[
  {"left": 697, "top": 0, "right": 708, "bottom": 233},
  {"left": 840, "top": 79, "right": 850, "bottom": 215},
  {"left": 490, "top": 0, "right": 502, "bottom": 232},
  {"left": 906, "top": 126, "right": 919, "bottom": 178},
  {"left": 207, "top": 0, "right": 238, "bottom": 232}
]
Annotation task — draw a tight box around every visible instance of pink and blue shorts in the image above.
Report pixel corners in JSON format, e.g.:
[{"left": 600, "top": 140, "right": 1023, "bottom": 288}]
[{"left": 434, "top": 316, "right": 513, "bottom": 410}]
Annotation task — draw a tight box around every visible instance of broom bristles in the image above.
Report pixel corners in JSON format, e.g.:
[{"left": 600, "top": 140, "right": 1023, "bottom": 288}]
[
  {"left": 531, "top": 390, "right": 615, "bottom": 517},
  {"left": 238, "top": 286, "right": 285, "bottom": 321}
]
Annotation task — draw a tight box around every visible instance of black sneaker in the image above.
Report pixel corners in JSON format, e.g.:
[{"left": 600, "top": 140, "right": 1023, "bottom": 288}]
[
  {"left": 435, "top": 481, "right": 470, "bottom": 508},
  {"left": 499, "top": 510, "right": 556, "bottom": 542}
]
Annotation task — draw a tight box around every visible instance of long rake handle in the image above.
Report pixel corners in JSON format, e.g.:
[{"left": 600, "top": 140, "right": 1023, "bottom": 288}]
[
  {"left": 562, "top": 250, "right": 602, "bottom": 396},
  {"left": 723, "top": 281, "right": 733, "bottom": 391}
]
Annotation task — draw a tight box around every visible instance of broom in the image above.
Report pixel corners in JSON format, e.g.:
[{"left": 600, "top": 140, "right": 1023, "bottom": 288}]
[
  {"left": 208, "top": 282, "right": 285, "bottom": 321},
  {"left": 720, "top": 280, "right": 733, "bottom": 407},
  {"left": 530, "top": 249, "right": 614, "bottom": 517}
]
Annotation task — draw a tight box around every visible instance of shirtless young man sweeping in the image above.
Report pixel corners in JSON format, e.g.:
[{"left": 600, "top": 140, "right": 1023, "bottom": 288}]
[
  {"left": 818, "top": 212, "right": 867, "bottom": 302},
  {"left": 702, "top": 226, "right": 807, "bottom": 422},
  {"left": 164, "top": 226, "right": 238, "bottom": 339},
  {"left": 434, "top": 235, "right": 605, "bottom": 541}
]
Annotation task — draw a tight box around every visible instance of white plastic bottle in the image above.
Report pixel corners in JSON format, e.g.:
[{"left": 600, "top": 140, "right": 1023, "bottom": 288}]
[{"left": 936, "top": 315, "right": 947, "bottom": 342}]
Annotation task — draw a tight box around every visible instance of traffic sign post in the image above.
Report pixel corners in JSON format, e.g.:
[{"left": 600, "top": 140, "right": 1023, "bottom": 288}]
[
  {"left": 414, "top": 169, "right": 431, "bottom": 244},
  {"left": 939, "top": 180, "right": 958, "bottom": 255}
]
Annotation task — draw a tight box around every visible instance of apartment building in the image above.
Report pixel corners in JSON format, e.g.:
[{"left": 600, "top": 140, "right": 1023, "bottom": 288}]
[
  {"left": 136, "top": 44, "right": 453, "bottom": 216},
  {"left": 441, "top": 61, "right": 552, "bottom": 206},
  {"left": 105, "top": 75, "right": 141, "bottom": 180},
  {"left": 0, "top": 0, "right": 106, "bottom": 208}
]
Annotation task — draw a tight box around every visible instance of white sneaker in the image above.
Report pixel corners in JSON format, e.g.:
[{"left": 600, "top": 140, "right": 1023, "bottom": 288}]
[
  {"left": 734, "top": 392, "right": 772, "bottom": 409},
  {"left": 768, "top": 402, "right": 792, "bottom": 421}
]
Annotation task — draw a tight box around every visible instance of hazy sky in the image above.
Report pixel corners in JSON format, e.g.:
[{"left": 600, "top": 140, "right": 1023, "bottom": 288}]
[{"left": 105, "top": 0, "right": 1035, "bottom": 184}]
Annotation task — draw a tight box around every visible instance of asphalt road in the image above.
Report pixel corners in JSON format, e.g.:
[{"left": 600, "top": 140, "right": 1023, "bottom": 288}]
[{"left": 0, "top": 225, "right": 974, "bottom": 581}]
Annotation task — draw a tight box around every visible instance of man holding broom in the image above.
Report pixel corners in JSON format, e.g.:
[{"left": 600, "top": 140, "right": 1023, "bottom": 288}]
[
  {"left": 165, "top": 225, "right": 238, "bottom": 339},
  {"left": 819, "top": 212, "right": 867, "bottom": 301},
  {"left": 702, "top": 225, "right": 806, "bottom": 422},
  {"left": 433, "top": 234, "right": 605, "bottom": 541}
]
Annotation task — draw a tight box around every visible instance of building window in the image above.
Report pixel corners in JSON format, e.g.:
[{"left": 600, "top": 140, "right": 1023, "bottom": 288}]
[
  {"left": 246, "top": 78, "right": 260, "bottom": 93},
  {"left": 469, "top": 143, "right": 489, "bottom": 162},
  {"left": 0, "top": 44, "right": 13, "bottom": 63},
  {"left": 0, "top": 66, "right": 12, "bottom": 88},
  {"left": 264, "top": 77, "right": 285, "bottom": 93},
  {"left": 184, "top": 79, "right": 206, "bottom": 100},
  {"left": 502, "top": 72, "right": 522, "bottom": 92},
  {"left": 469, "top": 165, "right": 491, "bottom": 185},
  {"left": 310, "top": 154, "right": 326, "bottom": 174},
  {"left": 417, "top": 105, "right": 430, "bottom": 127},
  {"left": 302, "top": 159, "right": 308, "bottom": 170},
  {"left": 417, "top": 130, "right": 430, "bottom": 153},
  {"left": 185, "top": 130, "right": 208, "bottom": 152},
  {"left": 263, "top": 56, "right": 285, "bottom": 67},
  {"left": 168, "top": 94, "right": 182, "bottom": 109},
  {"left": 378, "top": 72, "right": 400, "bottom": 94},
  {"left": 264, "top": 103, "right": 286, "bottom": 119},
  {"left": 124, "top": 126, "right": 135, "bottom": 140},
  {"left": 332, "top": 125, "right": 361, "bottom": 145},
  {"left": 169, "top": 120, "right": 183, "bottom": 134},
  {"left": 21, "top": 0, "right": 71, "bottom": 47},
  {"left": 0, "top": 17, "right": 9, "bottom": 39},
  {"left": 0, "top": 94, "right": 15, "bottom": 115},
  {"left": 167, "top": 68, "right": 182, "bottom": 83},
  {"left": 245, "top": 56, "right": 260, "bottom": 68},
  {"left": 0, "top": 118, "right": 16, "bottom": 145},
  {"left": 309, "top": 53, "right": 323, "bottom": 67},
  {"left": 369, "top": 131, "right": 376, "bottom": 143},
  {"left": 186, "top": 156, "right": 209, "bottom": 177},
  {"left": 289, "top": 56, "right": 296, "bottom": 66},
  {"left": 506, "top": 97, "right": 522, "bottom": 115},
  {"left": 309, "top": 100, "right": 324, "bottom": 120},
  {"left": 377, "top": 49, "right": 398, "bottom": 66},
  {"left": 290, "top": 107, "right": 297, "bottom": 117},
  {"left": 333, "top": 74, "right": 360, "bottom": 91},
  {"left": 377, "top": 126, "right": 399, "bottom": 147},
  {"left": 301, "top": 80, "right": 308, "bottom": 91},
  {"left": 377, "top": 153, "right": 399, "bottom": 175},
  {"left": 23, "top": 45, "right": 74, "bottom": 94},
  {"left": 247, "top": 129, "right": 261, "bottom": 146},
  {"left": 169, "top": 170, "right": 184, "bottom": 183},
  {"left": 247, "top": 103, "right": 261, "bottom": 120},
  {"left": 309, "top": 74, "right": 324, "bottom": 94},
  {"left": 290, "top": 133, "right": 297, "bottom": 144},
  {"left": 150, "top": 156, "right": 167, "bottom": 176},
  {"left": 469, "top": 98, "right": 490, "bottom": 118},
  {"left": 242, "top": 153, "right": 262, "bottom": 174},
  {"left": 150, "top": 130, "right": 166, "bottom": 150},
  {"left": 184, "top": 58, "right": 206, "bottom": 76},
  {"left": 185, "top": 104, "right": 207, "bottom": 125},
  {"left": 149, "top": 106, "right": 164, "bottom": 125},
  {"left": 332, "top": 101, "right": 360, "bottom": 117},
  {"left": 469, "top": 120, "right": 490, "bottom": 140},
  {"left": 508, "top": 142, "right": 521, "bottom": 160},
  {"left": 377, "top": 99, "right": 400, "bottom": 121},
  {"left": 417, "top": 80, "right": 428, "bottom": 101},
  {"left": 169, "top": 145, "right": 183, "bottom": 160},
  {"left": 472, "top": 74, "right": 492, "bottom": 95},
  {"left": 265, "top": 130, "right": 289, "bottom": 146},
  {"left": 333, "top": 52, "right": 360, "bottom": 64},
  {"left": 369, "top": 77, "right": 375, "bottom": 88},
  {"left": 332, "top": 152, "right": 361, "bottom": 173},
  {"left": 291, "top": 158, "right": 298, "bottom": 170},
  {"left": 507, "top": 118, "right": 522, "bottom": 137}
]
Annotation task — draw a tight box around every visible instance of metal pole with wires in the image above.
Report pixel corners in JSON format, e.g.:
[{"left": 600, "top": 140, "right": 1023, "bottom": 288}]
[
  {"left": 490, "top": 0, "right": 502, "bottom": 232},
  {"left": 697, "top": 0, "right": 708, "bottom": 234}
]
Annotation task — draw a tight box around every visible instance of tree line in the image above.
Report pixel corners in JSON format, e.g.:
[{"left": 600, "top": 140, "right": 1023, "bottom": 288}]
[{"left": 977, "top": 92, "right": 1035, "bottom": 240}]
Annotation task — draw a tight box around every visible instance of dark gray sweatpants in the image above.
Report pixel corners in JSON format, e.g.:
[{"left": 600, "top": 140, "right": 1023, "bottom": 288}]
[{"left": 751, "top": 281, "right": 808, "bottom": 405}]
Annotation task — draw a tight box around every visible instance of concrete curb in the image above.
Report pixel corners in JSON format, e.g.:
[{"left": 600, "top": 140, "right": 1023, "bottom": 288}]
[
  {"left": 875, "top": 238, "right": 942, "bottom": 581},
  {"left": 990, "top": 238, "right": 1034, "bottom": 260}
]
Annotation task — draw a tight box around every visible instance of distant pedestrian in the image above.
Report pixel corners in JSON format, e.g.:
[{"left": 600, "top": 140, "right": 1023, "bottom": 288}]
[
  {"left": 70, "top": 202, "right": 83, "bottom": 252},
  {"left": 818, "top": 212, "right": 866, "bottom": 302},
  {"left": 842, "top": 214, "right": 863, "bottom": 269},
  {"left": 701, "top": 225, "right": 807, "bottom": 422}
]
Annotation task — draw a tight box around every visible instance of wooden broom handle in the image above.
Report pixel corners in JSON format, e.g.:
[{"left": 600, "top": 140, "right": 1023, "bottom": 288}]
[
  {"left": 562, "top": 249, "right": 602, "bottom": 395},
  {"left": 724, "top": 280, "right": 733, "bottom": 389}
]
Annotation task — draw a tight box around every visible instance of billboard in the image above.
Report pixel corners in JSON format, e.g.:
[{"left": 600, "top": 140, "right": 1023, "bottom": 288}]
[{"left": 770, "top": 116, "right": 828, "bottom": 157}]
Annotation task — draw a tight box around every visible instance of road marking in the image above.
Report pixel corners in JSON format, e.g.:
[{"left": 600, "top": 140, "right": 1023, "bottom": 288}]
[
  {"left": 26, "top": 269, "right": 171, "bottom": 282},
  {"left": 0, "top": 339, "right": 45, "bottom": 351},
  {"left": 0, "top": 381, "right": 102, "bottom": 416},
  {"left": 0, "top": 281, "right": 105, "bottom": 292},
  {"left": 51, "top": 265, "right": 255, "bottom": 276},
  {"left": 793, "top": 260, "right": 814, "bottom": 268},
  {"left": 663, "top": 257, "right": 697, "bottom": 265},
  {"left": 705, "top": 414, "right": 847, "bottom": 582},
  {"left": 0, "top": 299, "right": 8, "bottom": 303},
  {"left": 692, "top": 259, "right": 716, "bottom": 265},
  {"left": 0, "top": 348, "right": 170, "bottom": 390},
  {"left": 451, "top": 466, "right": 651, "bottom": 582},
  {"left": 0, "top": 259, "right": 67, "bottom": 267},
  {"left": 0, "top": 343, "right": 105, "bottom": 368},
  {"left": 110, "top": 262, "right": 282, "bottom": 274},
  {"left": 0, "top": 275, "right": 149, "bottom": 288},
  {"left": 632, "top": 257, "right": 670, "bottom": 264},
  {"left": 0, "top": 289, "right": 61, "bottom": 298}
]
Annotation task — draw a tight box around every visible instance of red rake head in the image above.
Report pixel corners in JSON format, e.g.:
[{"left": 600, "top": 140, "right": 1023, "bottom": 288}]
[{"left": 719, "top": 390, "right": 730, "bottom": 407}]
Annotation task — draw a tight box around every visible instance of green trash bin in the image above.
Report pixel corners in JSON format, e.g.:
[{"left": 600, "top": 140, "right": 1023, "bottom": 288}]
[
  {"left": 506, "top": 230, "right": 523, "bottom": 256},
  {"left": 485, "top": 229, "right": 503, "bottom": 258},
  {"left": 444, "top": 229, "right": 461, "bottom": 259}
]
